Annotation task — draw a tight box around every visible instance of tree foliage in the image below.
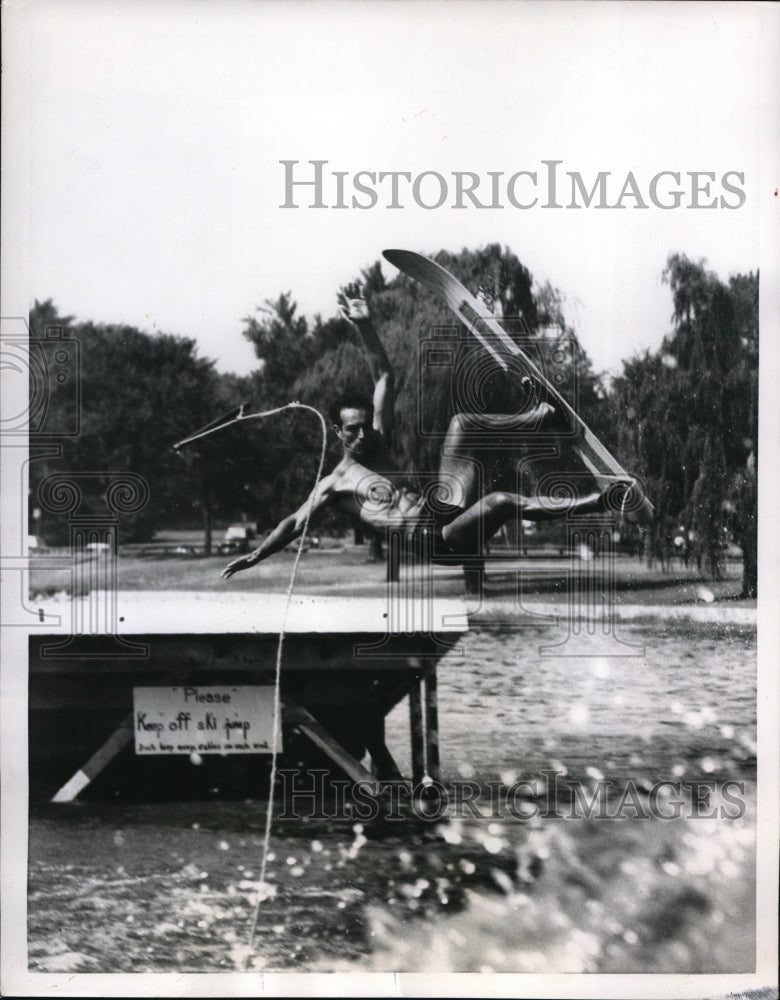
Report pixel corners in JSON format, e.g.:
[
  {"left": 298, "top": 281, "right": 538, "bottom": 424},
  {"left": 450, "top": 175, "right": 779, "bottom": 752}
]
[
  {"left": 611, "top": 255, "right": 758, "bottom": 595},
  {"left": 29, "top": 301, "right": 223, "bottom": 544}
]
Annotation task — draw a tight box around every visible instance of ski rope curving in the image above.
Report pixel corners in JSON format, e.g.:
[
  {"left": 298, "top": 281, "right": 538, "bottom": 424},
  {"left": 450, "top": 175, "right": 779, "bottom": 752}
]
[
  {"left": 176, "top": 401, "right": 329, "bottom": 947},
  {"left": 248, "top": 404, "right": 328, "bottom": 946}
]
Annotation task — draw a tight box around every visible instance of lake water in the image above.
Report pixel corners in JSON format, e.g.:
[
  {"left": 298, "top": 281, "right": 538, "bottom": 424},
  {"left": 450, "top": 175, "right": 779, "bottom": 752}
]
[{"left": 27, "top": 619, "right": 757, "bottom": 975}]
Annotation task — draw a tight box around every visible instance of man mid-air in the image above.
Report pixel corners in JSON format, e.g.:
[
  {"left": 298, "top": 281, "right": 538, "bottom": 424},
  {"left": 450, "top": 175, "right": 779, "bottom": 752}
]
[{"left": 221, "top": 284, "right": 609, "bottom": 580}]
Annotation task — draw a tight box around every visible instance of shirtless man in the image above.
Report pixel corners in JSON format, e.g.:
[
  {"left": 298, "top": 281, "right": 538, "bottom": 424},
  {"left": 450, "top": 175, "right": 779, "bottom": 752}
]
[{"left": 221, "top": 285, "right": 604, "bottom": 580}]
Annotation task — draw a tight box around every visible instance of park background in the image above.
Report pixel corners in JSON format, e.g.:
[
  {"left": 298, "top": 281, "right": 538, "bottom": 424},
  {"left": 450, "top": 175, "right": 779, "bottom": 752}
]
[
  {"left": 2, "top": 1, "right": 778, "bottom": 996},
  {"left": 26, "top": 243, "right": 758, "bottom": 601}
]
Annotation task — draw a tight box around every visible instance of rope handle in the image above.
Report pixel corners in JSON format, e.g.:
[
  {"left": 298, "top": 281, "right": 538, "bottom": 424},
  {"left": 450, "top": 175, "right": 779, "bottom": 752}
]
[{"left": 173, "top": 400, "right": 315, "bottom": 451}]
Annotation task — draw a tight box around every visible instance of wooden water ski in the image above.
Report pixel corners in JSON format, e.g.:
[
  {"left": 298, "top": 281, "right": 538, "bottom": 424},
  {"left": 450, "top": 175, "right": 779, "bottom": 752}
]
[{"left": 383, "top": 248, "right": 652, "bottom": 521}]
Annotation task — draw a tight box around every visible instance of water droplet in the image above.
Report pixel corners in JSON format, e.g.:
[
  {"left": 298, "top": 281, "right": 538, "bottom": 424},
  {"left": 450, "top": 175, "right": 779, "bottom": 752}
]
[
  {"left": 440, "top": 825, "right": 462, "bottom": 845},
  {"left": 569, "top": 704, "right": 590, "bottom": 727}
]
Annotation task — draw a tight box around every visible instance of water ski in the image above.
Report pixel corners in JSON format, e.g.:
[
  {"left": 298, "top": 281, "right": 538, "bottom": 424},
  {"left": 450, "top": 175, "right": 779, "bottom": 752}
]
[{"left": 383, "top": 248, "right": 653, "bottom": 523}]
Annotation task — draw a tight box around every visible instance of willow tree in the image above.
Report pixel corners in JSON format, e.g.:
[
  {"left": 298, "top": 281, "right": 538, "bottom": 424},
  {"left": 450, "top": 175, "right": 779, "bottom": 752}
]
[{"left": 612, "top": 254, "right": 758, "bottom": 595}]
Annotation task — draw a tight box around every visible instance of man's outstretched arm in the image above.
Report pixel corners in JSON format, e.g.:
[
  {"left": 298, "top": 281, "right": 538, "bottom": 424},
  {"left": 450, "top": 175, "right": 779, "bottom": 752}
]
[
  {"left": 221, "top": 513, "right": 300, "bottom": 579},
  {"left": 338, "top": 283, "right": 395, "bottom": 437},
  {"left": 221, "top": 477, "right": 333, "bottom": 579}
]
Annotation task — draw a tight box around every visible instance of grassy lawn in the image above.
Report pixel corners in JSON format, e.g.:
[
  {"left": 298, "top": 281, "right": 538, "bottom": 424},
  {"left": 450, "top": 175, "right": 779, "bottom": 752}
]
[{"left": 29, "top": 542, "right": 752, "bottom": 608}]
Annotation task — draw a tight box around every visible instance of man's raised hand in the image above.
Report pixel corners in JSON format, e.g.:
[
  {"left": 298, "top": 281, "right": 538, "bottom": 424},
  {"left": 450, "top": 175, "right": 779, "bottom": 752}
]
[{"left": 338, "top": 282, "right": 370, "bottom": 325}]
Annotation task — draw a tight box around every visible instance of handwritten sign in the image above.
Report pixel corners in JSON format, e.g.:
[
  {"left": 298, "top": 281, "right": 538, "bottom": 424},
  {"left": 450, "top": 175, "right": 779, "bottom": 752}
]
[{"left": 133, "top": 686, "right": 280, "bottom": 755}]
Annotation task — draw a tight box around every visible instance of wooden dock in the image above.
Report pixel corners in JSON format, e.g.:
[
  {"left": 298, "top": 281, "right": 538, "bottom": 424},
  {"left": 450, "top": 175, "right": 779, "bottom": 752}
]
[{"left": 28, "top": 593, "right": 468, "bottom": 802}]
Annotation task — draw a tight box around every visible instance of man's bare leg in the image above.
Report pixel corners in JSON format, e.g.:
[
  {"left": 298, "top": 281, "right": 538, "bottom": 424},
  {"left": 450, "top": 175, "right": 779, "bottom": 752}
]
[
  {"left": 441, "top": 488, "right": 604, "bottom": 556},
  {"left": 437, "top": 404, "right": 561, "bottom": 509}
]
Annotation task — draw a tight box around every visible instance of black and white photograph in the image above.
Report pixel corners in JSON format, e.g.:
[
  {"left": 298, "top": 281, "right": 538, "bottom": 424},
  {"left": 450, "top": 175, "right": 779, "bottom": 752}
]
[{"left": 1, "top": 1, "right": 778, "bottom": 997}]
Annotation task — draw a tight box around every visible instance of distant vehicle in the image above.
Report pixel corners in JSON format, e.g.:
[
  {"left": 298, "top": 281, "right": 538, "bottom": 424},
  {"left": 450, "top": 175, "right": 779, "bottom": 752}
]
[
  {"left": 85, "top": 541, "right": 111, "bottom": 553},
  {"left": 219, "top": 523, "right": 257, "bottom": 554}
]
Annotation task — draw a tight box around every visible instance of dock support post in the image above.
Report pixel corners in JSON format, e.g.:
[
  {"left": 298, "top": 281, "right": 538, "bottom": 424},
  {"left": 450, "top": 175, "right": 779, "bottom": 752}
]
[
  {"left": 463, "top": 558, "right": 485, "bottom": 598},
  {"left": 365, "top": 715, "right": 405, "bottom": 781},
  {"left": 423, "top": 666, "right": 440, "bottom": 783},
  {"left": 409, "top": 675, "right": 425, "bottom": 785}
]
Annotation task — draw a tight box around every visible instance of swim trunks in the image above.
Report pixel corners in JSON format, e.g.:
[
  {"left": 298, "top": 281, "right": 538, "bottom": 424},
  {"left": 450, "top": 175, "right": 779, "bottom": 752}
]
[{"left": 401, "top": 502, "right": 463, "bottom": 563}]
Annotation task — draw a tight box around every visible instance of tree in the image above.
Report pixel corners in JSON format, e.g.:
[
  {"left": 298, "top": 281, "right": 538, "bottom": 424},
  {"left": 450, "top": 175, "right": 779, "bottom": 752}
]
[
  {"left": 242, "top": 293, "right": 315, "bottom": 403},
  {"left": 725, "top": 271, "right": 758, "bottom": 597},
  {"left": 238, "top": 296, "right": 349, "bottom": 534},
  {"left": 611, "top": 255, "right": 758, "bottom": 594},
  {"left": 28, "top": 302, "right": 225, "bottom": 546}
]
